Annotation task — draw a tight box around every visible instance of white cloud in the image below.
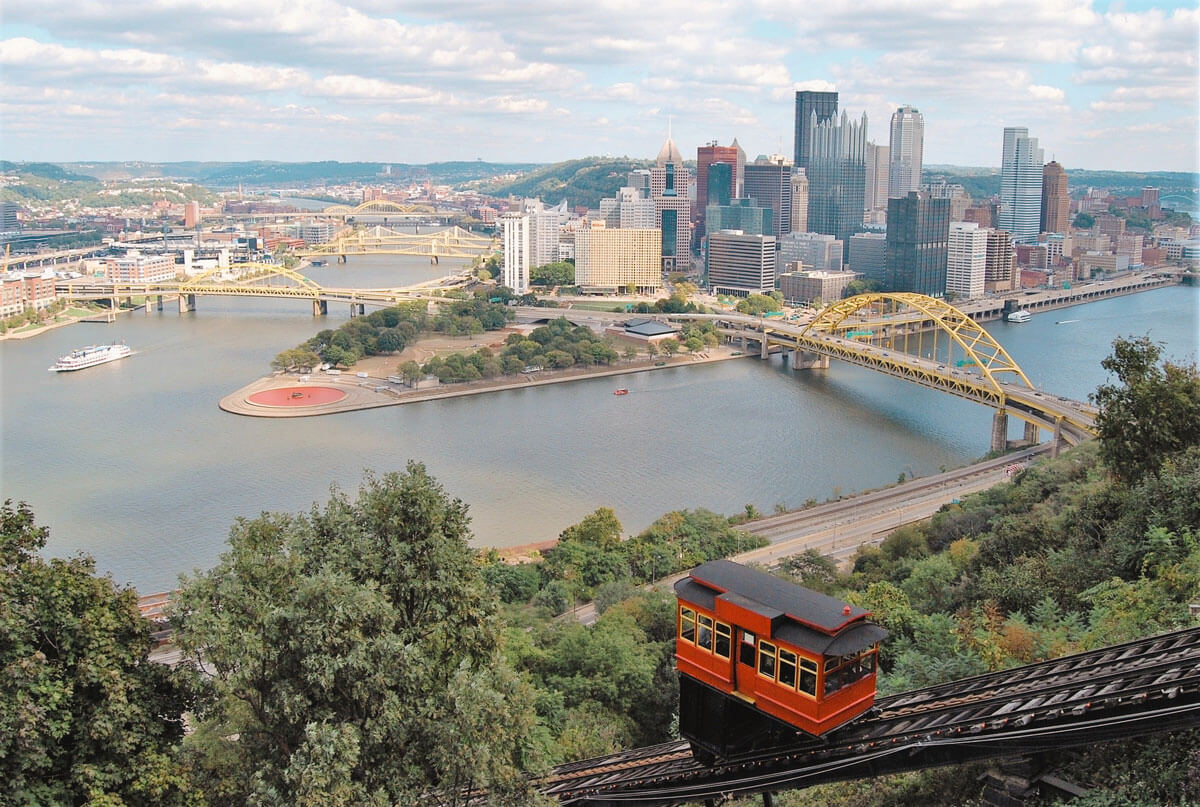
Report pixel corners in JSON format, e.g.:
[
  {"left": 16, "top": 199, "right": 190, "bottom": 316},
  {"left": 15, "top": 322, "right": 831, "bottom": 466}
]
[{"left": 0, "top": 0, "right": 1195, "bottom": 169}]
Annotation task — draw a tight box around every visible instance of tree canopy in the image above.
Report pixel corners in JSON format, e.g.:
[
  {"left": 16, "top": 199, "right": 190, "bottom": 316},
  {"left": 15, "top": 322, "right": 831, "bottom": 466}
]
[
  {"left": 1092, "top": 335, "right": 1200, "bottom": 482},
  {"left": 0, "top": 500, "right": 197, "bottom": 807},
  {"left": 172, "top": 465, "right": 548, "bottom": 806}
]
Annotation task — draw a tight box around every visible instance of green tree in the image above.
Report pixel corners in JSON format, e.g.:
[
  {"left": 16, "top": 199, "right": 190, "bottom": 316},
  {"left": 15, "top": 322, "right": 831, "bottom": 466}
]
[
  {"left": 0, "top": 500, "right": 198, "bottom": 806},
  {"left": 1091, "top": 335, "right": 1200, "bottom": 482},
  {"left": 660, "top": 339, "right": 680, "bottom": 356},
  {"left": 530, "top": 261, "right": 575, "bottom": 287},
  {"left": 172, "top": 466, "right": 548, "bottom": 806},
  {"left": 735, "top": 293, "right": 778, "bottom": 315},
  {"left": 272, "top": 347, "right": 323, "bottom": 372},
  {"left": 398, "top": 359, "right": 423, "bottom": 385},
  {"left": 559, "top": 507, "right": 623, "bottom": 549}
]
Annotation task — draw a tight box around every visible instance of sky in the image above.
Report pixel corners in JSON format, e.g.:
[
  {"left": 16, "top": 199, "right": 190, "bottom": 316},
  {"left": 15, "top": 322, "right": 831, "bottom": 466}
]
[{"left": 1, "top": 1, "right": 1198, "bottom": 172}]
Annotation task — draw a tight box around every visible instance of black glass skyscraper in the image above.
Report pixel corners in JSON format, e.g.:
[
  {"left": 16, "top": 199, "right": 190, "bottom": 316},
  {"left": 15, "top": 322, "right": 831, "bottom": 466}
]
[
  {"left": 794, "top": 90, "right": 838, "bottom": 169},
  {"left": 886, "top": 191, "right": 950, "bottom": 296}
]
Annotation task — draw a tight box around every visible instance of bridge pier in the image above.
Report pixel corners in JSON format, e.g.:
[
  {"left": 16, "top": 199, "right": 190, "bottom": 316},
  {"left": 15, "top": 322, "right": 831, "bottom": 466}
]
[
  {"left": 313, "top": 299, "right": 327, "bottom": 316},
  {"left": 1023, "top": 421, "right": 1039, "bottom": 445},
  {"left": 791, "top": 348, "right": 830, "bottom": 370},
  {"left": 1051, "top": 419, "right": 1064, "bottom": 458},
  {"left": 349, "top": 303, "right": 365, "bottom": 318},
  {"left": 760, "top": 336, "right": 769, "bottom": 360},
  {"left": 178, "top": 294, "right": 196, "bottom": 314},
  {"left": 991, "top": 409, "right": 1009, "bottom": 454},
  {"left": 740, "top": 330, "right": 748, "bottom": 351}
]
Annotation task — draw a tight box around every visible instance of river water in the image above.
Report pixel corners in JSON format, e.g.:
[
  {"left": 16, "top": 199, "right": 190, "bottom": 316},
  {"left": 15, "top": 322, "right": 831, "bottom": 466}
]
[{"left": 1, "top": 258, "right": 1196, "bottom": 593}]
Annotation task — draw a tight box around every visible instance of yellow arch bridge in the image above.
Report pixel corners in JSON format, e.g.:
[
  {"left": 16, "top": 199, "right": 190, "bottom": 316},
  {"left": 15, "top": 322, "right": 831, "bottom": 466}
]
[
  {"left": 57, "top": 263, "right": 467, "bottom": 318},
  {"left": 297, "top": 225, "right": 497, "bottom": 263},
  {"left": 679, "top": 293, "right": 1096, "bottom": 454}
]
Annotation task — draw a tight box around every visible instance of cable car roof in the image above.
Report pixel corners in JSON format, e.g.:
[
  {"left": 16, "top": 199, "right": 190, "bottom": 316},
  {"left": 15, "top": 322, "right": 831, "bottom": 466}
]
[{"left": 682, "top": 559, "right": 875, "bottom": 634}]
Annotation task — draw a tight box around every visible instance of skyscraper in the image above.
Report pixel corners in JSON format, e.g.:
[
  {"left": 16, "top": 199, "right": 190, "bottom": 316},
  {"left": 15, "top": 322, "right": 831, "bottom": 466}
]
[
  {"left": 499, "top": 211, "right": 530, "bottom": 294},
  {"left": 946, "top": 221, "right": 988, "bottom": 299},
  {"left": 998, "top": 127, "right": 1044, "bottom": 244},
  {"left": 886, "top": 191, "right": 949, "bottom": 296},
  {"left": 864, "top": 142, "right": 889, "bottom": 213},
  {"left": 790, "top": 169, "right": 808, "bottom": 233},
  {"left": 651, "top": 132, "right": 692, "bottom": 268},
  {"left": 794, "top": 90, "right": 838, "bottom": 170},
  {"left": 887, "top": 106, "right": 924, "bottom": 199},
  {"left": 743, "top": 157, "right": 793, "bottom": 239},
  {"left": 707, "top": 163, "right": 733, "bottom": 207},
  {"left": 984, "top": 228, "right": 1015, "bottom": 293},
  {"left": 694, "top": 141, "right": 739, "bottom": 249},
  {"left": 1040, "top": 160, "right": 1069, "bottom": 235},
  {"left": 807, "top": 111, "right": 868, "bottom": 259}
]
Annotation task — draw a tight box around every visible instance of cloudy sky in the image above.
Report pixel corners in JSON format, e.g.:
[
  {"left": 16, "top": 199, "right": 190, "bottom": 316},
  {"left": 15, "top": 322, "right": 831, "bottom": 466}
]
[{"left": 2, "top": 1, "right": 1197, "bottom": 171}]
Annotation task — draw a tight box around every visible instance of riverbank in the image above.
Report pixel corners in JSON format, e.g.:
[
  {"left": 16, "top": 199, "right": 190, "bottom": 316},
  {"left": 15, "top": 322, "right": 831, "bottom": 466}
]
[
  {"left": 219, "top": 343, "right": 745, "bottom": 417},
  {"left": 0, "top": 305, "right": 121, "bottom": 340}
]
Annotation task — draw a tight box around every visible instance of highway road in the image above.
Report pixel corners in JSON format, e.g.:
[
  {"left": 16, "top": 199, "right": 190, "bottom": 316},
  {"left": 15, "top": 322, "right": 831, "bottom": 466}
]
[{"left": 564, "top": 445, "right": 1048, "bottom": 625}]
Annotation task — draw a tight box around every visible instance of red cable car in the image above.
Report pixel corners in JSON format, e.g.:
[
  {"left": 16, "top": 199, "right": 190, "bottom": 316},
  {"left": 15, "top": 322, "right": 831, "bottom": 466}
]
[{"left": 675, "top": 560, "right": 888, "bottom": 762}]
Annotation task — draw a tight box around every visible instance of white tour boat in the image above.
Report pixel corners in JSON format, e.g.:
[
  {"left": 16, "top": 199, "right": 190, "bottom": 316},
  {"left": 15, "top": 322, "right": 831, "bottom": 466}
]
[
  {"left": 1006, "top": 309, "right": 1032, "bottom": 323},
  {"left": 48, "top": 343, "right": 132, "bottom": 372}
]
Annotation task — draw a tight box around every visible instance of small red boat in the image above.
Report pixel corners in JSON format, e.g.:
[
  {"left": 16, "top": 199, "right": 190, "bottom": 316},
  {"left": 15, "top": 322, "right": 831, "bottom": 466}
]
[{"left": 614, "top": 388, "right": 629, "bottom": 396}]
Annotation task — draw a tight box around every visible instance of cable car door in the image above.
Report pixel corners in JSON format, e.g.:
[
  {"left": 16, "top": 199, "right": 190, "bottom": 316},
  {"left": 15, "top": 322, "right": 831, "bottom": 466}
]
[{"left": 735, "top": 630, "right": 756, "bottom": 700}]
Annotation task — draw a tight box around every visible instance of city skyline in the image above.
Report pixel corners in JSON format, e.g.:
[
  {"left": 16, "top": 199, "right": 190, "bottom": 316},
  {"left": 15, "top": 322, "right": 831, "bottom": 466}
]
[{"left": 1, "top": 1, "right": 1197, "bottom": 171}]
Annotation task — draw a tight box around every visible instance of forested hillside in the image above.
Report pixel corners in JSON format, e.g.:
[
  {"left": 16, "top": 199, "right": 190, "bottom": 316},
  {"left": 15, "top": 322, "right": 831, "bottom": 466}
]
[{"left": 481, "top": 157, "right": 653, "bottom": 209}]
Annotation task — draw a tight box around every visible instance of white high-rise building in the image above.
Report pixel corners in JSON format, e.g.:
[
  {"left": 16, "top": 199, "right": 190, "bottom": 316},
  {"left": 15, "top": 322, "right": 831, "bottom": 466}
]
[
  {"left": 520, "top": 199, "right": 568, "bottom": 268},
  {"left": 946, "top": 221, "right": 988, "bottom": 299},
  {"left": 887, "top": 106, "right": 924, "bottom": 199},
  {"left": 499, "top": 212, "right": 530, "bottom": 294},
  {"left": 998, "top": 127, "right": 1045, "bottom": 244}
]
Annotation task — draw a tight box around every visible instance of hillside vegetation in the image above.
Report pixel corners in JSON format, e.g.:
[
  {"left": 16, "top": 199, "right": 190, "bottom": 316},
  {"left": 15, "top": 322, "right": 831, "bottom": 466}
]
[{"left": 481, "top": 157, "right": 653, "bottom": 208}]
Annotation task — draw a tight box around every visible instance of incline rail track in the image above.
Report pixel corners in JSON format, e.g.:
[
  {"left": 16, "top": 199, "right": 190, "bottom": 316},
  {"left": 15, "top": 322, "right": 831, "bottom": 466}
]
[{"left": 535, "top": 627, "right": 1200, "bottom": 806}]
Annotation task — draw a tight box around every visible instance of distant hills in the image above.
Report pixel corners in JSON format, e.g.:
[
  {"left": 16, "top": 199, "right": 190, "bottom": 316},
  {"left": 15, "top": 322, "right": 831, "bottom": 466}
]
[
  {"left": 479, "top": 157, "right": 654, "bottom": 209},
  {"left": 2, "top": 158, "right": 1195, "bottom": 213},
  {"left": 925, "top": 165, "right": 1199, "bottom": 203},
  {"left": 35, "top": 160, "right": 539, "bottom": 188}
]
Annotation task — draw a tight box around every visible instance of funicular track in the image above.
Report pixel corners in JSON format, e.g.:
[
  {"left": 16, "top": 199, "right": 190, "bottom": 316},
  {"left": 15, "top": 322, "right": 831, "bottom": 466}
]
[{"left": 536, "top": 627, "right": 1200, "bottom": 806}]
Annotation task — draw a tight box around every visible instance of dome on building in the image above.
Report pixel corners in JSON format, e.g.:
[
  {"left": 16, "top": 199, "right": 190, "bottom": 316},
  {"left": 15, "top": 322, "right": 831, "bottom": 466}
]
[{"left": 656, "top": 135, "right": 684, "bottom": 167}]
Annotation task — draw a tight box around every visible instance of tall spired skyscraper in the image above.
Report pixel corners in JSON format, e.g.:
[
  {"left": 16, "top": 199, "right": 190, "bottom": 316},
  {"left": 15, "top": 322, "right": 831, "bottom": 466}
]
[
  {"left": 807, "top": 110, "right": 868, "bottom": 259},
  {"left": 650, "top": 128, "right": 692, "bottom": 269},
  {"left": 998, "top": 127, "right": 1044, "bottom": 244},
  {"left": 887, "top": 105, "right": 924, "bottom": 199},
  {"left": 794, "top": 90, "right": 838, "bottom": 170}
]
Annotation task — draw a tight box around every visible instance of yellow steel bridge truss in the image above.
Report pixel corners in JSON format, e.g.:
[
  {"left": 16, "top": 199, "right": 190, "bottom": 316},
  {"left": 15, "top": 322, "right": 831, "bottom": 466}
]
[
  {"left": 716, "top": 293, "right": 1094, "bottom": 440},
  {"left": 297, "top": 225, "right": 497, "bottom": 260}
]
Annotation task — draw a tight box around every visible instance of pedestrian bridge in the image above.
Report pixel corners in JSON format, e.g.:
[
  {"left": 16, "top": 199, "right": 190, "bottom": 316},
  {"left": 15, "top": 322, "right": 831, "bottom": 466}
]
[{"left": 675, "top": 293, "right": 1097, "bottom": 453}]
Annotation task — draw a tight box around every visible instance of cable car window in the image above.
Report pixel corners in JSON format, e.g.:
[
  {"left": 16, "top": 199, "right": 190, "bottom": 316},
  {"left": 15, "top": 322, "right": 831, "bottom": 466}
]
[
  {"left": 740, "top": 632, "right": 756, "bottom": 666},
  {"left": 715, "top": 622, "right": 732, "bottom": 659},
  {"left": 823, "top": 649, "right": 876, "bottom": 696},
  {"left": 679, "top": 607, "right": 696, "bottom": 643},
  {"left": 778, "top": 648, "right": 797, "bottom": 688},
  {"left": 697, "top": 614, "right": 714, "bottom": 651},
  {"left": 799, "top": 658, "right": 818, "bottom": 696},
  {"left": 758, "top": 641, "right": 776, "bottom": 678}
]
